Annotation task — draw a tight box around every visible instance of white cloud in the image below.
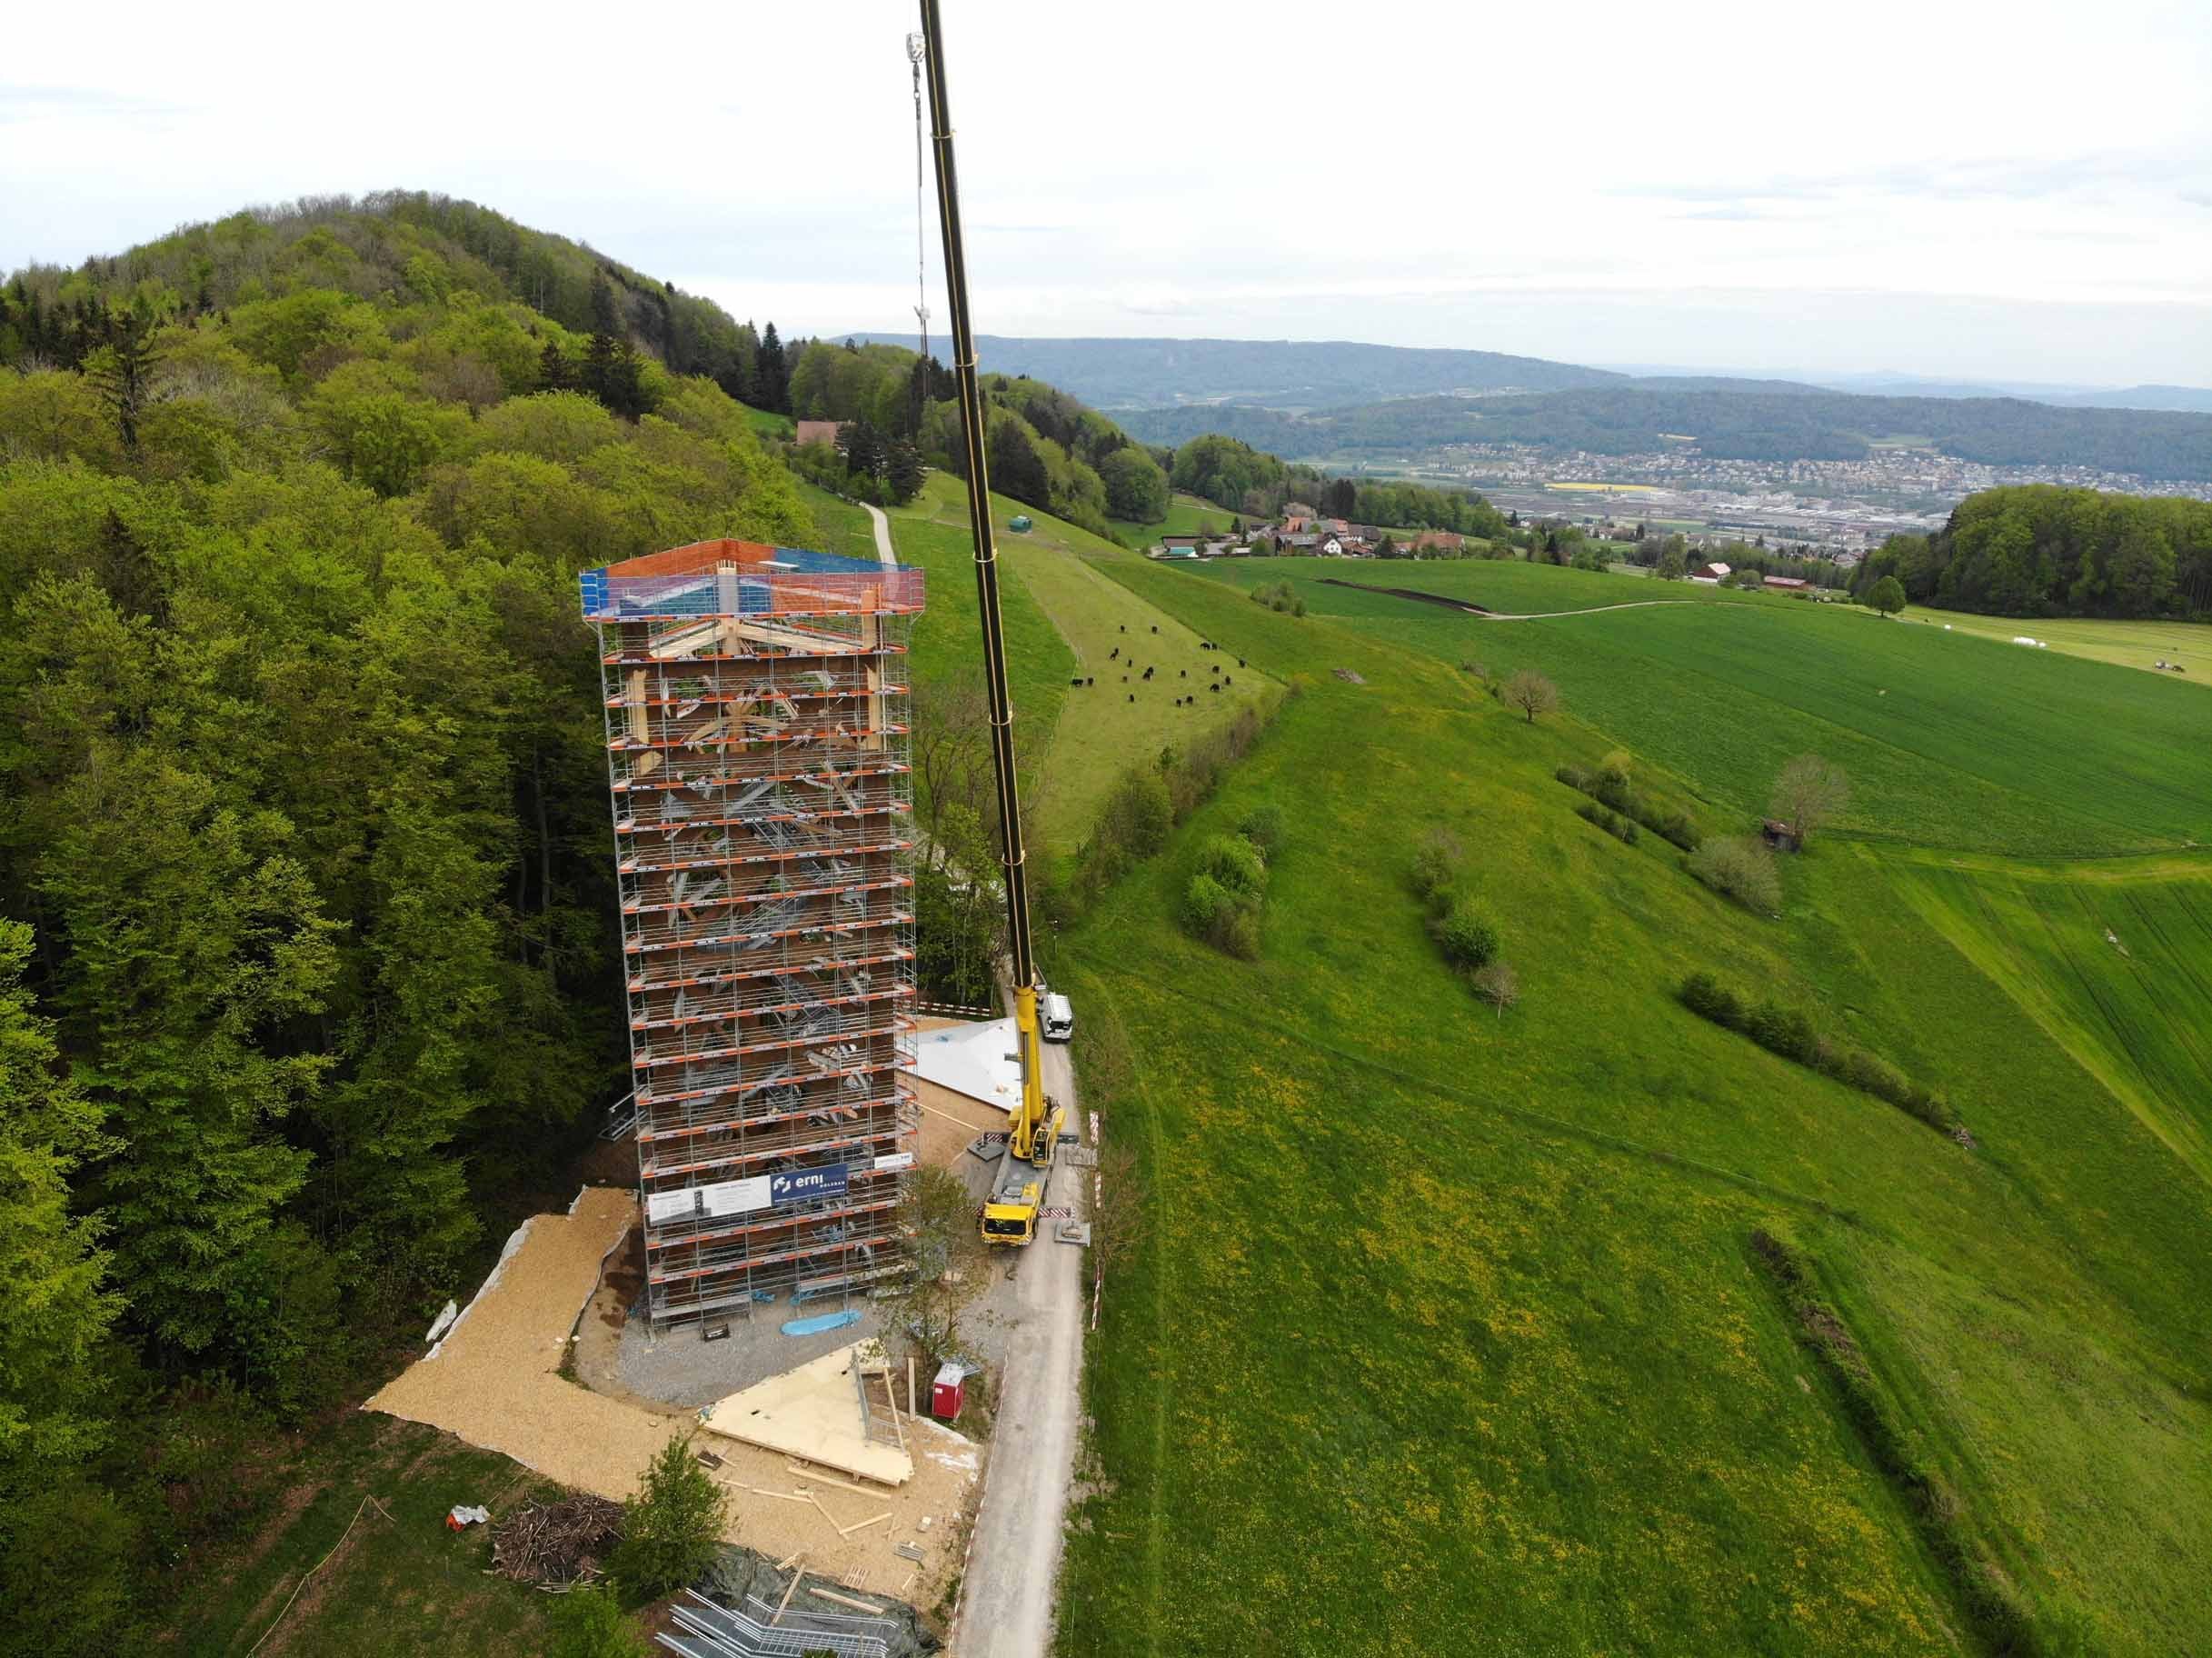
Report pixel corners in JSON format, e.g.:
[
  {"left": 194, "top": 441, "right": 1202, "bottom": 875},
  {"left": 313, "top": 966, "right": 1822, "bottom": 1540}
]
[{"left": 3, "top": 0, "right": 2208, "bottom": 384}]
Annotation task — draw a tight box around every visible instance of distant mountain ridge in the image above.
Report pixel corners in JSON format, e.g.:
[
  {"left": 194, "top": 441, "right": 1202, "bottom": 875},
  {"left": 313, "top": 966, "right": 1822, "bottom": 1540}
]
[
  {"left": 844, "top": 333, "right": 1625, "bottom": 409},
  {"left": 846, "top": 333, "right": 2212, "bottom": 422},
  {"left": 1117, "top": 387, "right": 2212, "bottom": 481}
]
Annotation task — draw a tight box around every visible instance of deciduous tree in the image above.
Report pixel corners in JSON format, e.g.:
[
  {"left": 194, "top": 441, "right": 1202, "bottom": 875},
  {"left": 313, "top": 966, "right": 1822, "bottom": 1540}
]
[
  {"left": 612, "top": 1434, "right": 727, "bottom": 1599},
  {"left": 1769, "top": 754, "right": 1850, "bottom": 846},
  {"left": 1503, "top": 669, "right": 1559, "bottom": 724}
]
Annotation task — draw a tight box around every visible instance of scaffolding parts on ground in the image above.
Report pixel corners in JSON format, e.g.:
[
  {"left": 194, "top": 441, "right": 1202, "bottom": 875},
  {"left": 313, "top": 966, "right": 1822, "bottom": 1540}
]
[{"left": 583, "top": 540, "right": 927, "bottom": 1332}]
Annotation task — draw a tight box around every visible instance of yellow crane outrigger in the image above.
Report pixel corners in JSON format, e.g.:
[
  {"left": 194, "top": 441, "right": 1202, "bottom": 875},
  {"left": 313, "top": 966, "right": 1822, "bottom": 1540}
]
[{"left": 917, "top": 0, "right": 1064, "bottom": 1245}]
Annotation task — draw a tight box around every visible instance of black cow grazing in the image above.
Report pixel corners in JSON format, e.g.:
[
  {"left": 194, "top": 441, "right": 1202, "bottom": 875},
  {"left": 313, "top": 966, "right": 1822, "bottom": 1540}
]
[
  {"left": 1087, "top": 677, "right": 1095, "bottom": 686},
  {"left": 1180, "top": 668, "right": 1186, "bottom": 677},
  {"left": 1121, "top": 674, "right": 1129, "bottom": 683},
  {"left": 1110, "top": 647, "right": 1119, "bottom": 660},
  {"left": 1225, "top": 674, "right": 1233, "bottom": 685},
  {"left": 1128, "top": 693, "right": 1135, "bottom": 703},
  {"left": 1151, "top": 624, "right": 1159, "bottom": 634},
  {"left": 1238, "top": 657, "right": 1246, "bottom": 667},
  {"left": 1071, "top": 677, "right": 1083, "bottom": 688},
  {"left": 1143, "top": 666, "right": 1154, "bottom": 680},
  {"left": 1120, "top": 624, "right": 1127, "bottom": 633},
  {"left": 1210, "top": 683, "right": 1221, "bottom": 694}
]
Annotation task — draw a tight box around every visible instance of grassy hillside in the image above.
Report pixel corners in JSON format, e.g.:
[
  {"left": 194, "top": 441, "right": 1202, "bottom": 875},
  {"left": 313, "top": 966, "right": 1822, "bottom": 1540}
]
[
  {"left": 1046, "top": 540, "right": 2212, "bottom": 1654},
  {"left": 888, "top": 474, "right": 1273, "bottom": 853},
  {"left": 1178, "top": 559, "right": 2212, "bottom": 855},
  {"left": 1887, "top": 854, "right": 2212, "bottom": 1188},
  {"left": 1923, "top": 609, "right": 2212, "bottom": 681},
  {"left": 1108, "top": 490, "right": 1246, "bottom": 547}
]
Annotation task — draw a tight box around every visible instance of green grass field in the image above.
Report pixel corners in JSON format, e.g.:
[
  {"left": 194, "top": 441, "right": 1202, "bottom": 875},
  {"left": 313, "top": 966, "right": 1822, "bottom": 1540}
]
[
  {"left": 794, "top": 480, "right": 880, "bottom": 564},
  {"left": 1913, "top": 608, "right": 2212, "bottom": 684},
  {"left": 1110, "top": 491, "right": 1247, "bottom": 548},
  {"left": 158, "top": 1415, "right": 570, "bottom": 1655},
  {"left": 733, "top": 399, "right": 793, "bottom": 442},
  {"left": 1177, "top": 559, "right": 2212, "bottom": 856},
  {"left": 1041, "top": 544, "right": 2212, "bottom": 1654},
  {"left": 1886, "top": 853, "right": 2212, "bottom": 1190}
]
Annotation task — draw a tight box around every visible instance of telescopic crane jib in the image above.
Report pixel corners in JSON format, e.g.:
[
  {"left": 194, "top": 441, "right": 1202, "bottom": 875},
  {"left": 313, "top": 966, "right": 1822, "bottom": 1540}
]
[{"left": 915, "top": 0, "right": 1065, "bottom": 1246}]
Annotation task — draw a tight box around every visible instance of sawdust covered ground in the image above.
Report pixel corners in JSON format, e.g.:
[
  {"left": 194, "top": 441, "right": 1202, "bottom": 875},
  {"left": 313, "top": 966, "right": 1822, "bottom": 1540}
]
[{"left": 365, "top": 1186, "right": 980, "bottom": 1603}]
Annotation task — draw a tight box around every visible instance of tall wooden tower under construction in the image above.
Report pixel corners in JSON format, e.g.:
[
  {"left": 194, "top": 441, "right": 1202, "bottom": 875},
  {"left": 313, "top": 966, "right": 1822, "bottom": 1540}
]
[{"left": 580, "top": 539, "right": 925, "bottom": 1331}]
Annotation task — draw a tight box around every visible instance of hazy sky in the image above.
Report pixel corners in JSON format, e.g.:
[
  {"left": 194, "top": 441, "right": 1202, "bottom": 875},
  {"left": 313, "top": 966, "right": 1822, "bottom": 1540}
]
[{"left": 5, "top": 0, "right": 2209, "bottom": 385}]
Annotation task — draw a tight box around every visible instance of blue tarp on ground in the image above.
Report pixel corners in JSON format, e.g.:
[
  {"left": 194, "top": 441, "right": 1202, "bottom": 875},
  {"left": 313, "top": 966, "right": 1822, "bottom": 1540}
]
[{"left": 779, "top": 1308, "right": 862, "bottom": 1338}]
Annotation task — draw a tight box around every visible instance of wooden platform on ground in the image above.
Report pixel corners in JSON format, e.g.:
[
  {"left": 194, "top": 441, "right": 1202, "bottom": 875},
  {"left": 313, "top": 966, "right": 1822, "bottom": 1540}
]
[{"left": 698, "top": 1343, "right": 913, "bottom": 1485}]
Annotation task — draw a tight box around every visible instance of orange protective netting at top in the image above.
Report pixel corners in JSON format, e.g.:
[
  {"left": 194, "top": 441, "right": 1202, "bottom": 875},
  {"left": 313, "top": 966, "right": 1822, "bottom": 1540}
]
[{"left": 579, "top": 539, "right": 924, "bottom": 622}]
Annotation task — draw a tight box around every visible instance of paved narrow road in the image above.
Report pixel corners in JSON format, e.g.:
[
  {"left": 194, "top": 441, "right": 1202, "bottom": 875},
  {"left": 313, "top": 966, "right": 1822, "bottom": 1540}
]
[
  {"left": 952, "top": 1034, "right": 1086, "bottom": 1658},
  {"left": 862, "top": 500, "right": 897, "bottom": 567},
  {"left": 1481, "top": 598, "right": 1699, "bottom": 620},
  {"left": 882, "top": 494, "right": 1085, "bottom": 1654}
]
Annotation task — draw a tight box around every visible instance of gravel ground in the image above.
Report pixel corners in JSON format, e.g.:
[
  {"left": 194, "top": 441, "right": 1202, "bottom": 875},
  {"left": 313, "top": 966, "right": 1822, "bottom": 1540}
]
[{"left": 616, "top": 1297, "right": 891, "bottom": 1410}]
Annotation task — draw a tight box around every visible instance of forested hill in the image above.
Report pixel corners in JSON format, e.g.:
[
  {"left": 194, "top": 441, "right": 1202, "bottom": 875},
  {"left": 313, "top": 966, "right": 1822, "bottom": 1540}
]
[
  {"left": 0, "top": 194, "right": 874, "bottom": 1650},
  {"left": 1854, "top": 486, "right": 2212, "bottom": 618},
  {"left": 1120, "top": 385, "right": 2212, "bottom": 479},
  {"left": 849, "top": 333, "right": 1626, "bottom": 408},
  {"left": 0, "top": 190, "right": 797, "bottom": 405}
]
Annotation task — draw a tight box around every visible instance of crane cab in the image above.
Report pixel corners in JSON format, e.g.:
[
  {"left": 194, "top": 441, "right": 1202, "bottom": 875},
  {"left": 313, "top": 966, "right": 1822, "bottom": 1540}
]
[{"left": 981, "top": 1164, "right": 1048, "bottom": 1246}]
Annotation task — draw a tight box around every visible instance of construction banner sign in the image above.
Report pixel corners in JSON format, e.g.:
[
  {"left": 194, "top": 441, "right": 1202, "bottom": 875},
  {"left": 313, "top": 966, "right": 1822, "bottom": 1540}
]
[{"left": 770, "top": 1163, "right": 850, "bottom": 1206}]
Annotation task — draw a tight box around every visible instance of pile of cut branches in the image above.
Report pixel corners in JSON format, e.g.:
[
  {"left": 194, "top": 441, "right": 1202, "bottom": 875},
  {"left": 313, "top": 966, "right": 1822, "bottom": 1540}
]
[{"left": 490, "top": 1494, "right": 624, "bottom": 1589}]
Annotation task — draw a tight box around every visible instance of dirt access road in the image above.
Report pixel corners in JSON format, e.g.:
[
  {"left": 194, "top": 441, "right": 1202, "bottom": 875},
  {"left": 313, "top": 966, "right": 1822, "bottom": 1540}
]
[
  {"left": 863, "top": 501, "right": 897, "bottom": 567},
  {"left": 952, "top": 1031, "right": 1085, "bottom": 1657}
]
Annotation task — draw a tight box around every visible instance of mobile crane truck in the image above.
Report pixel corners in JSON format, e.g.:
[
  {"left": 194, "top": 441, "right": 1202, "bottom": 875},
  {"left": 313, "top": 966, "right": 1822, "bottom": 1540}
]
[{"left": 916, "top": 0, "right": 1066, "bottom": 1246}]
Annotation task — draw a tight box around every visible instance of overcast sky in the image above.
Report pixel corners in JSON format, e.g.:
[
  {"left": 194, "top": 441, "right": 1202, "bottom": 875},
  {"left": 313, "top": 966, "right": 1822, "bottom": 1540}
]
[{"left": 5, "top": 0, "right": 2209, "bottom": 386}]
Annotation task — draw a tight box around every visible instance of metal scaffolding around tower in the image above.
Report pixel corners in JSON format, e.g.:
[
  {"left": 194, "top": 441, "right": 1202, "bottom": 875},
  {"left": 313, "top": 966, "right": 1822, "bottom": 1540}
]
[{"left": 580, "top": 538, "right": 926, "bottom": 1331}]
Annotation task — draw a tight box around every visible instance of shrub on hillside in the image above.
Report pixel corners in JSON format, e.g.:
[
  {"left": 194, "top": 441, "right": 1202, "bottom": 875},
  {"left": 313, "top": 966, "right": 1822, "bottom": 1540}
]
[
  {"left": 1689, "top": 836, "right": 1782, "bottom": 914},
  {"left": 1747, "top": 1000, "right": 1818, "bottom": 1065},
  {"left": 1682, "top": 972, "right": 1963, "bottom": 1139},
  {"left": 1195, "top": 833, "right": 1268, "bottom": 899},
  {"left": 1647, "top": 807, "right": 1698, "bottom": 851},
  {"left": 1409, "top": 828, "right": 1465, "bottom": 905},
  {"left": 1679, "top": 971, "right": 1744, "bottom": 1028},
  {"left": 1554, "top": 764, "right": 1591, "bottom": 791},
  {"left": 1575, "top": 800, "right": 1637, "bottom": 843},
  {"left": 1434, "top": 901, "right": 1501, "bottom": 972},
  {"left": 1208, "top": 902, "right": 1262, "bottom": 960},
  {"left": 550, "top": 1586, "right": 649, "bottom": 1658},
  {"left": 1181, "top": 871, "right": 1237, "bottom": 935},
  {"left": 1097, "top": 765, "right": 1173, "bottom": 861},
  {"left": 1237, "top": 803, "right": 1285, "bottom": 857}
]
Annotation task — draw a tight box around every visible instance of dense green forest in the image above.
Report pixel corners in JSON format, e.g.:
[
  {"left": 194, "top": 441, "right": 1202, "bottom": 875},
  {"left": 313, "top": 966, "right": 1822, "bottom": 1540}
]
[
  {"left": 1852, "top": 485, "right": 2212, "bottom": 618},
  {"left": 1121, "top": 385, "right": 2212, "bottom": 478},
  {"left": 0, "top": 194, "right": 862, "bottom": 1652},
  {"left": 1166, "top": 433, "right": 1505, "bottom": 534}
]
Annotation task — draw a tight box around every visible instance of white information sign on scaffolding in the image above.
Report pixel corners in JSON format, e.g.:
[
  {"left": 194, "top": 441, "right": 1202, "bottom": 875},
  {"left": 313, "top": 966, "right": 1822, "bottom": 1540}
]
[
  {"left": 700, "top": 1174, "right": 773, "bottom": 1217},
  {"left": 646, "top": 1189, "right": 701, "bottom": 1224}
]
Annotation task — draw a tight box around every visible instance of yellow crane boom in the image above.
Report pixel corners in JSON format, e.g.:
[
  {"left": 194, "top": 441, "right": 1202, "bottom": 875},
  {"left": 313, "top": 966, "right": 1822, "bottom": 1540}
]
[{"left": 916, "top": 0, "right": 1063, "bottom": 1244}]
